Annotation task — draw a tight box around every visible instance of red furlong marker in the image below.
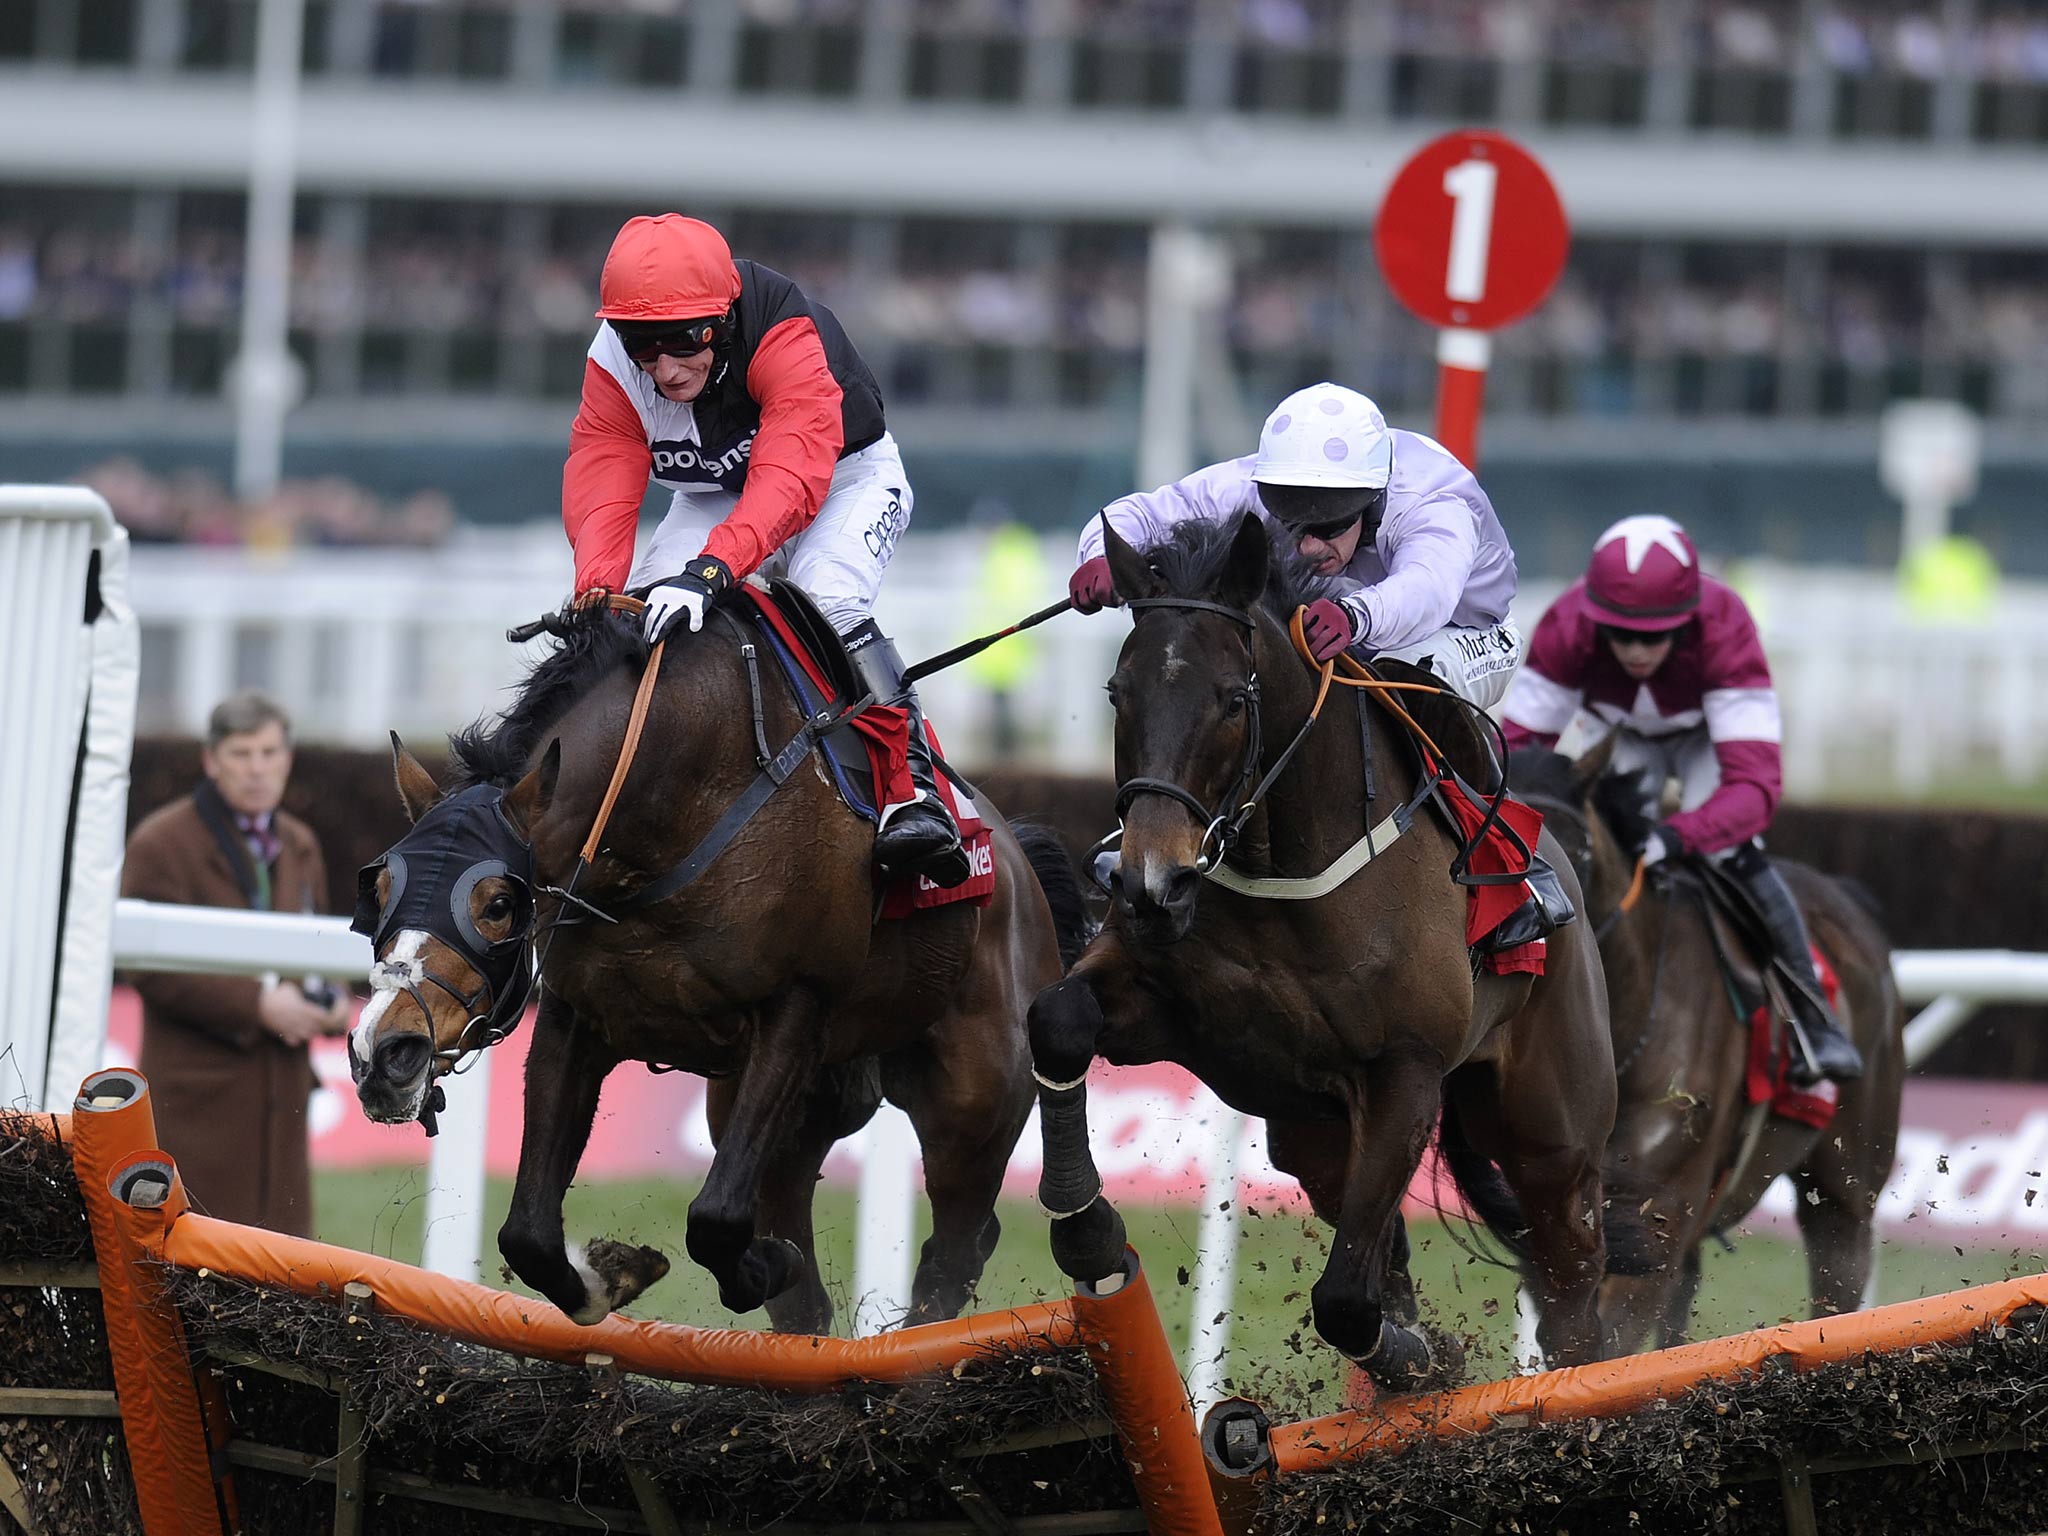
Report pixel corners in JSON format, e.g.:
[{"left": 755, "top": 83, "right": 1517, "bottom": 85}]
[{"left": 1374, "top": 130, "right": 1569, "bottom": 470}]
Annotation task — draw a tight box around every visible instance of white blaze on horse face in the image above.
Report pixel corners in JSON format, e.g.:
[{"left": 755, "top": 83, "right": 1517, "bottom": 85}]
[
  {"left": 351, "top": 930, "right": 430, "bottom": 1068},
  {"left": 1159, "top": 639, "right": 1189, "bottom": 684}
]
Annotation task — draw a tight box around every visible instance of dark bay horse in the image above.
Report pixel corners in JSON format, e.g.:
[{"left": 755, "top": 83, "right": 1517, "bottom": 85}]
[
  {"left": 1508, "top": 739, "right": 1904, "bottom": 1352},
  {"left": 349, "top": 611, "right": 1087, "bottom": 1333},
  {"left": 1031, "top": 514, "right": 1629, "bottom": 1385}
]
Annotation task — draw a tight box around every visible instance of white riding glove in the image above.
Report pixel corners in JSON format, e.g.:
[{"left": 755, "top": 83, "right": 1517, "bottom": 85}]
[{"left": 642, "top": 583, "right": 708, "bottom": 643}]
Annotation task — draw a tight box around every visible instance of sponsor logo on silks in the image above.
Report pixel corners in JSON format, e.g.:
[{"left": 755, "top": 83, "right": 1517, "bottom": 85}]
[
  {"left": 916, "top": 836, "right": 994, "bottom": 891},
  {"left": 650, "top": 433, "right": 756, "bottom": 484}
]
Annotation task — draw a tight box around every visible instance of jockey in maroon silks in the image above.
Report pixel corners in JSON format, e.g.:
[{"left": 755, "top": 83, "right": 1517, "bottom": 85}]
[
  {"left": 561, "top": 213, "right": 967, "bottom": 886},
  {"left": 1500, "top": 514, "right": 1864, "bottom": 1086}
]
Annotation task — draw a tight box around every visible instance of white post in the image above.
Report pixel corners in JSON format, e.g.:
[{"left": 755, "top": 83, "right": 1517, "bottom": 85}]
[
  {"left": 1137, "top": 223, "right": 1229, "bottom": 492},
  {"left": 233, "top": 0, "right": 307, "bottom": 501},
  {"left": 422, "top": 1048, "right": 493, "bottom": 1281},
  {"left": 1183, "top": 1102, "right": 1243, "bottom": 1412},
  {"left": 851, "top": 1103, "right": 920, "bottom": 1335}
]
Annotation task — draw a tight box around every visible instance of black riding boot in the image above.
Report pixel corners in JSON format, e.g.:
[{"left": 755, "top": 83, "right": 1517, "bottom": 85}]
[
  {"left": 1726, "top": 843, "right": 1863, "bottom": 1085},
  {"left": 844, "top": 619, "right": 971, "bottom": 888}
]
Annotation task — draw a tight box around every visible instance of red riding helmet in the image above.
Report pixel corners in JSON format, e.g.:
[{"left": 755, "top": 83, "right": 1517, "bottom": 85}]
[
  {"left": 595, "top": 214, "right": 743, "bottom": 322},
  {"left": 1584, "top": 514, "right": 1701, "bottom": 631}
]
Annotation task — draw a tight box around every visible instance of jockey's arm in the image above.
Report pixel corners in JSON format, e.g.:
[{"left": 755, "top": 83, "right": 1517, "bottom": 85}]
[
  {"left": 563, "top": 359, "right": 655, "bottom": 597},
  {"left": 1666, "top": 695, "right": 1784, "bottom": 855},
  {"left": 1499, "top": 601, "right": 1585, "bottom": 752},
  {"left": 1340, "top": 496, "right": 1478, "bottom": 651},
  {"left": 700, "top": 316, "right": 846, "bottom": 580},
  {"left": 1076, "top": 455, "right": 1259, "bottom": 565}
]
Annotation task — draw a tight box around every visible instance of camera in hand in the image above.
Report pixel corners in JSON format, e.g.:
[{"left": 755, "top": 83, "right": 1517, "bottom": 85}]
[{"left": 302, "top": 977, "right": 341, "bottom": 1011}]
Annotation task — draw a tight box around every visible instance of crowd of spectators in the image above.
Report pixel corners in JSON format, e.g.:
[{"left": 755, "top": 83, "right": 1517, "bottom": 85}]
[
  {"left": 74, "top": 456, "right": 456, "bottom": 550},
  {"left": 9, "top": 208, "right": 2047, "bottom": 419}
]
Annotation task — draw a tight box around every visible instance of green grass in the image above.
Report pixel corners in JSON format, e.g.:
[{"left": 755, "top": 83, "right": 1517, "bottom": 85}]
[{"left": 316, "top": 1167, "right": 2048, "bottom": 1415}]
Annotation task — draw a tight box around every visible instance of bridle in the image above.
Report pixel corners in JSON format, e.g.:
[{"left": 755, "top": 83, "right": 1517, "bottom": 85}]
[{"left": 1110, "top": 596, "right": 1330, "bottom": 874}]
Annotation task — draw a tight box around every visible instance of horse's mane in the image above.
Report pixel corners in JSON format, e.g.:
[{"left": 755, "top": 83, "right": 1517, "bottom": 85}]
[
  {"left": 449, "top": 618, "right": 645, "bottom": 788},
  {"left": 1136, "top": 514, "right": 1345, "bottom": 622},
  {"left": 1507, "top": 743, "right": 1655, "bottom": 851}
]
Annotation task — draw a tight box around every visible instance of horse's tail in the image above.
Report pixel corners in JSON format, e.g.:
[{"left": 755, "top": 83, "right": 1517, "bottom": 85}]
[
  {"left": 1436, "top": 1099, "right": 1664, "bottom": 1277},
  {"left": 1434, "top": 1098, "right": 1533, "bottom": 1268},
  {"left": 1012, "top": 821, "right": 1094, "bottom": 972}
]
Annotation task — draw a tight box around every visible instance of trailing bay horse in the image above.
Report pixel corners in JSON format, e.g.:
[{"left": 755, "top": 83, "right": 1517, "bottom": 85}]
[
  {"left": 1508, "top": 740, "right": 1905, "bottom": 1353},
  {"left": 348, "top": 608, "right": 1088, "bottom": 1333},
  {"left": 1031, "top": 514, "right": 1632, "bottom": 1384}
]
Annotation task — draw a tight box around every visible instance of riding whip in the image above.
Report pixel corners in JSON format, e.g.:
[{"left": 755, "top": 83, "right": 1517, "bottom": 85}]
[{"left": 902, "top": 597, "right": 1073, "bottom": 686}]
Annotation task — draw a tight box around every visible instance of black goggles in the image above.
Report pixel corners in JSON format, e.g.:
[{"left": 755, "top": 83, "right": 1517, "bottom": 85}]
[
  {"left": 1274, "top": 486, "right": 1388, "bottom": 545},
  {"left": 613, "top": 315, "right": 730, "bottom": 364},
  {"left": 1598, "top": 623, "right": 1673, "bottom": 647}
]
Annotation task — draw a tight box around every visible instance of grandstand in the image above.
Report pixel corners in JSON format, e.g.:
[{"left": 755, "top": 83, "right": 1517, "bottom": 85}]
[{"left": 4, "top": 0, "right": 2048, "bottom": 580}]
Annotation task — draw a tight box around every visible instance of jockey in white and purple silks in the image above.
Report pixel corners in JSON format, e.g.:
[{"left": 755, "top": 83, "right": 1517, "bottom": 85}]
[
  {"left": 1499, "top": 513, "right": 1864, "bottom": 1085},
  {"left": 1068, "top": 382, "right": 1524, "bottom": 708}
]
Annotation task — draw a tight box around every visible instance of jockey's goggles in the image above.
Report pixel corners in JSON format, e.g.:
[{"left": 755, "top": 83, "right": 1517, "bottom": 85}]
[
  {"left": 1598, "top": 623, "right": 1674, "bottom": 647},
  {"left": 612, "top": 314, "right": 731, "bottom": 364},
  {"left": 1278, "top": 487, "right": 1388, "bottom": 544}
]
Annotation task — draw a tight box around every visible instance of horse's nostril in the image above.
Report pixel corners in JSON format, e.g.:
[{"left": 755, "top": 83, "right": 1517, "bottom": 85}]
[
  {"left": 1166, "top": 866, "right": 1200, "bottom": 907},
  {"left": 374, "top": 1031, "right": 433, "bottom": 1085}
]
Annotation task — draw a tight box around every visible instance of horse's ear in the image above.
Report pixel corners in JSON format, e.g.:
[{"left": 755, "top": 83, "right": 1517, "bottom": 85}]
[
  {"left": 1100, "top": 515, "right": 1161, "bottom": 603},
  {"left": 1217, "top": 511, "right": 1270, "bottom": 612},
  {"left": 1569, "top": 729, "right": 1620, "bottom": 801},
  {"left": 390, "top": 732, "right": 443, "bottom": 825},
  {"left": 503, "top": 739, "right": 561, "bottom": 837}
]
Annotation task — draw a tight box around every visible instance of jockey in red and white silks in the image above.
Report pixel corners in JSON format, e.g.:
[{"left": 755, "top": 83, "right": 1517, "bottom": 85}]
[
  {"left": 1068, "top": 383, "right": 1523, "bottom": 707},
  {"left": 559, "top": 213, "right": 968, "bottom": 885},
  {"left": 1500, "top": 514, "right": 1862, "bottom": 1084}
]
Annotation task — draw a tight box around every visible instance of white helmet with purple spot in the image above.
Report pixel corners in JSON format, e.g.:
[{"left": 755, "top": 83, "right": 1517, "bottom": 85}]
[{"left": 1252, "top": 382, "right": 1394, "bottom": 490}]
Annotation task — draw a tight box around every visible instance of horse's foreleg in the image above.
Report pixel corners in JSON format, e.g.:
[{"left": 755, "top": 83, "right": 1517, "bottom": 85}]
[
  {"left": 1027, "top": 973, "right": 1128, "bottom": 1287},
  {"left": 685, "top": 985, "right": 827, "bottom": 1316},
  {"left": 498, "top": 992, "right": 627, "bottom": 1324},
  {"left": 1792, "top": 1165, "right": 1878, "bottom": 1317},
  {"left": 1311, "top": 1048, "right": 1445, "bottom": 1387}
]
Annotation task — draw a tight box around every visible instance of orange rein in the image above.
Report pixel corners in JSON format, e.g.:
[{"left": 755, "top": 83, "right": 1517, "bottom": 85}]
[
  {"left": 1616, "top": 854, "right": 1647, "bottom": 915},
  {"left": 1283, "top": 606, "right": 1455, "bottom": 764},
  {"left": 576, "top": 592, "right": 656, "bottom": 863}
]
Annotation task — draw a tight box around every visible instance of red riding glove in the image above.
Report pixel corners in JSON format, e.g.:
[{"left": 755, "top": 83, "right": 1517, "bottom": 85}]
[
  {"left": 1301, "top": 597, "right": 1360, "bottom": 662},
  {"left": 1069, "top": 555, "right": 1117, "bottom": 614}
]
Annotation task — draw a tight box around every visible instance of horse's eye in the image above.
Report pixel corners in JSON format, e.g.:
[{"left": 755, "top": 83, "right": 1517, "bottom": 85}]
[
  {"left": 485, "top": 895, "right": 513, "bottom": 922},
  {"left": 1104, "top": 681, "right": 1122, "bottom": 707},
  {"left": 1224, "top": 689, "right": 1248, "bottom": 720}
]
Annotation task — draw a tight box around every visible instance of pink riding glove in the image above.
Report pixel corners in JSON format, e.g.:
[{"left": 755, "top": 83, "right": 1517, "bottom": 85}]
[
  {"left": 1069, "top": 555, "right": 1118, "bottom": 614},
  {"left": 1301, "top": 597, "right": 1358, "bottom": 661}
]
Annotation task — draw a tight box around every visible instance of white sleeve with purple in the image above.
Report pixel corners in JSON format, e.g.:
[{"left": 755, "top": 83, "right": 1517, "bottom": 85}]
[{"left": 1075, "top": 455, "right": 1261, "bottom": 564}]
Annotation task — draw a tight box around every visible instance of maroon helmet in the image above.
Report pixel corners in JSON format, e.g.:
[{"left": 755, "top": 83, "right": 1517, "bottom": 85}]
[{"left": 1584, "top": 515, "right": 1701, "bottom": 631}]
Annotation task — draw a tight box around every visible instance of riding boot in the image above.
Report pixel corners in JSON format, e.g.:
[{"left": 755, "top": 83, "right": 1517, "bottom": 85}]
[
  {"left": 1726, "top": 842, "right": 1864, "bottom": 1085},
  {"left": 844, "top": 618, "right": 972, "bottom": 888}
]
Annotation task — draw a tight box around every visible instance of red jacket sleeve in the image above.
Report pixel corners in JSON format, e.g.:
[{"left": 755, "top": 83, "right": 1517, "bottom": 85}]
[
  {"left": 1499, "top": 600, "right": 1586, "bottom": 752},
  {"left": 701, "top": 316, "right": 845, "bottom": 578},
  {"left": 1666, "top": 593, "right": 1783, "bottom": 854},
  {"left": 563, "top": 359, "right": 652, "bottom": 595}
]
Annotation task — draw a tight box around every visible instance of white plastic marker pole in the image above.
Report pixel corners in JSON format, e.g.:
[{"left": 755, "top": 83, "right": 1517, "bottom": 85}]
[
  {"left": 1184, "top": 1101, "right": 1245, "bottom": 1413},
  {"left": 852, "top": 1103, "right": 920, "bottom": 1335},
  {"left": 422, "top": 1047, "right": 492, "bottom": 1281}
]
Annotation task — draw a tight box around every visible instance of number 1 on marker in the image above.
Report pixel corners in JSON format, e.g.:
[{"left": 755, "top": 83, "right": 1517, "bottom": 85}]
[{"left": 1442, "top": 158, "right": 1499, "bottom": 304}]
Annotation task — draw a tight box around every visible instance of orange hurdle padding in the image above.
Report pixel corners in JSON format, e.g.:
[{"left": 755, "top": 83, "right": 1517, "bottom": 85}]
[
  {"left": 70, "top": 1073, "right": 230, "bottom": 1536},
  {"left": 1071, "top": 1250, "right": 1223, "bottom": 1536},
  {"left": 146, "top": 1205, "right": 1078, "bottom": 1390},
  {"left": 1271, "top": 1270, "right": 2048, "bottom": 1476}
]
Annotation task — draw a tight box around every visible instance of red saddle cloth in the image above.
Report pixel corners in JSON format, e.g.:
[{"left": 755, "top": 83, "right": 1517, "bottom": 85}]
[
  {"left": 739, "top": 589, "right": 995, "bottom": 919},
  {"left": 1432, "top": 775, "right": 1551, "bottom": 976},
  {"left": 1745, "top": 947, "right": 1843, "bottom": 1129}
]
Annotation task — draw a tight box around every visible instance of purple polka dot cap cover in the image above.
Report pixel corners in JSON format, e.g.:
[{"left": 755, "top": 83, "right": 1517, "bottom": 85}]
[{"left": 1253, "top": 382, "right": 1394, "bottom": 489}]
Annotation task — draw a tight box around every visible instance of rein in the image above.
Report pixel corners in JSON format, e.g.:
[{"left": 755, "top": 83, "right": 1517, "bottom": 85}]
[{"left": 1110, "top": 595, "right": 1494, "bottom": 893}]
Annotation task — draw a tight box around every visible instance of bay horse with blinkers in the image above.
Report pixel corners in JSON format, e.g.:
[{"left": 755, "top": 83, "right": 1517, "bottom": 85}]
[{"left": 349, "top": 606, "right": 1087, "bottom": 1332}]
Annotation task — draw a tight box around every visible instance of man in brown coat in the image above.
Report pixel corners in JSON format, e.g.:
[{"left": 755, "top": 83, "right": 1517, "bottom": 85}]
[{"left": 120, "top": 690, "right": 350, "bottom": 1235}]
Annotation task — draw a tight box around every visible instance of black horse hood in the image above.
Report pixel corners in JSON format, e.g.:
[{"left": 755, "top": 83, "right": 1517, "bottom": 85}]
[{"left": 352, "top": 783, "right": 536, "bottom": 973}]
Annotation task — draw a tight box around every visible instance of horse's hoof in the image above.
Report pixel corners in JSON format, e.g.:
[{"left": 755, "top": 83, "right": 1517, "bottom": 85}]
[
  {"left": 1049, "top": 1196, "right": 1127, "bottom": 1285},
  {"left": 584, "top": 1238, "right": 671, "bottom": 1313},
  {"left": 1353, "top": 1318, "right": 1440, "bottom": 1391},
  {"left": 716, "top": 1237, "right": 806, "bottom": 1314}
]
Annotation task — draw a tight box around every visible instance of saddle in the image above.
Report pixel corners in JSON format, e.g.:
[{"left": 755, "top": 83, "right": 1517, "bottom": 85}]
[{"left": 733, "top": 579, "right": 995, "bottom": 919}]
